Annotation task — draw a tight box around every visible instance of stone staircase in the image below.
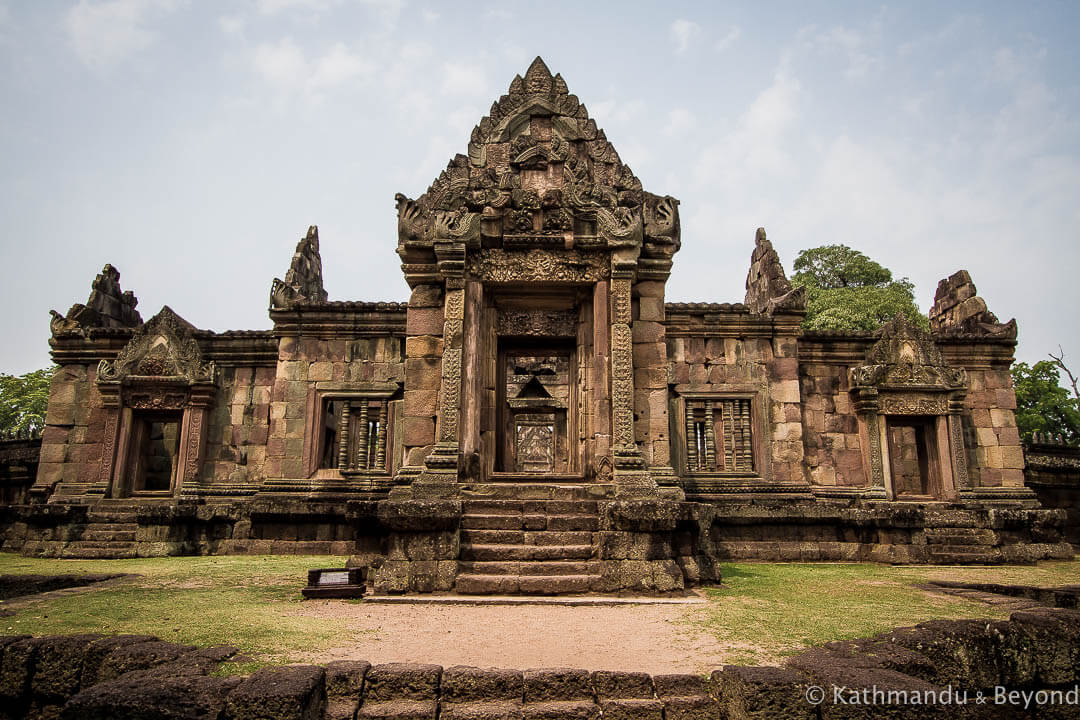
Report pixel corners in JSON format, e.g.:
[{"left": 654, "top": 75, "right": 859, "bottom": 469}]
[
  {"left": 62, "top": 501, "right": 141, "bottom": 559},
  {"left": 456, "top": 494, "right": 603, "bottom": 595},
  {"left": 924, "top": 527, "right": 999, "bottom": 564}
]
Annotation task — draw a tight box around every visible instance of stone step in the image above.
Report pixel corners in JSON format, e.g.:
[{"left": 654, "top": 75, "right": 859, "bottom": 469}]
[
  {"left": 459, "top": 560, "right": 601, "bottom": 576},
  {"left": 84, "top": 522, "right": 138, "bottom": 532},
  {"left": 456, "top": 574, "right": 600, "bottom": 595},
  {"left": 68, "top": 540, "right": 138, "bottom": 550},
  {"left": 462, "top": 499, "right": 600, "bottom": 515},
  {"left": 81, "top": 529, "right": 137, "bottom": 542},
  {"left": 460, "top": 483, "right": 616, "bottom": 500},
  {"left": 60, "top": 545, "right": 137, "bottom": 559},
  {"left": 924, "top": 529, "right": 997, "bottom": 546},
  {"left": 460, "top": 530, "right": 596, "bottom": 546},
  {"left": 928, "top": 545, "right": 999, "bottom": 563},
  {"left": 461, "top": 514, "right": 523, "bottom": 530},
  {"left": 461, "top": 514, "right": 599, "bottom": 532},
  {"left": 87, "top": 511, "right": 138, "bottom": 523},
  {"left": 461, "top": 544, "right": 596, "bottom": 562}
]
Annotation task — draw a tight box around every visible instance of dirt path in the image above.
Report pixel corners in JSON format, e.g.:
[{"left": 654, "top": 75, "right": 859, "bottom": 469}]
[{"left": 291, "top": 601, "right": 730, "bottom": 674}]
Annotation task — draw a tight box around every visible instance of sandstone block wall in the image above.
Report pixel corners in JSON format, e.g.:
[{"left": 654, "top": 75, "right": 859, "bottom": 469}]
[
  {"left": 267, "top": 335, "right": 404, "bottom": 480},
  {"left": 663, "top": 306, "right": 805, "bottom": 486},
  {"left": 401, "top": 285, "right": 443, "bottom": 469},
  {"left": 798, "top": 361, "right": 863, "bottom": 488},
  {"left": 964, "top": 367, "right": 1025, "bottom": 488}
]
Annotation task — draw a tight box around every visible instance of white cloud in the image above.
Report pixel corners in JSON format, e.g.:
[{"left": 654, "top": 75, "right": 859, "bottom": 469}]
[
  {"left": 440, "top": 61, "right": 488, "bottom": 96},
  {"left": 590, "top": 97, "right": 645, "bottom": 130},
  {"left": 422, "top": 8, "right": 439, "bottom": 23},
  {"left": 218, "top": 14, "right": 244, "bottom": 36},
  {"left": 310, "top": 43, "right": 376, "bottom": 89},
  {"left": 253, "top": 37, "right": 307, "bottom": 89},
  {"left": 807, "top": 25, "right": 880, "bottom": 79},
  {"left": 64, "top": 0, "right": 181, "bottom": 71},
  {"left": 252, "top": 37, "right": 375, "bottom": 98},
  {"left": 715, "top": 26, "right": 741, "bottom": 52},
  {"left": 256, "top": 0, "right": 336, "bottom": 14},
  {"left": 663, "top": 108, "right": 697, "bottom": 136},
  {"left": 670, "top": 19, "right": 700, "bottom": 54}
]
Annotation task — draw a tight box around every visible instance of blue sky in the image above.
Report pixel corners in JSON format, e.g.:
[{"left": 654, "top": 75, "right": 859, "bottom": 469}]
[{"left": 1, "top": 1, "right": 1077, "bottom": 378}]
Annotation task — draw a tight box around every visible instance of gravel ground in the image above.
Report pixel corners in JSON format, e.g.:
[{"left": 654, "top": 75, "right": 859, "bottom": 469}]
[{"left": 292, "top": 600, "right": 730, "bottom": 674}]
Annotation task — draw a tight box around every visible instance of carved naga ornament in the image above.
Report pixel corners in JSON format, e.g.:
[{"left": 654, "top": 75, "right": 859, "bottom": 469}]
[
  {"left": 849, "top": 313, "right": 967, "bottom": 391},
  {"left": 97, "top": 306, "right": 215, "bottom": 385},
  {"left": 270, "top": 225, "right": 329, "bottom": 310},
  {"left": 394, "top": 57, "right": 680, "bottom": 284}
]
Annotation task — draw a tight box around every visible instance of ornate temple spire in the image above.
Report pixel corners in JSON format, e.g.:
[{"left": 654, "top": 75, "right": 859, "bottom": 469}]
[
  {"left": 393, "top": 57, "right": 680, "bottom": 284},
  {"left": 270, "top": 225, "right": 329, "bottom": 310}
]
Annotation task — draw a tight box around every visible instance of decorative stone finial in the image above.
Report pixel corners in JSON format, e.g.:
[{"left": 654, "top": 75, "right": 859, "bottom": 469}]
[
  {"left": 523, "top": 56, "right": 553, "bottom": 93},
  {"left": 49, "top": 263, "right": 142, "bottom": 336},
  {"left": 744, "top": 228, "right": 806, "bottom": 315},
  {"left": 928, "top": 270, "right": 1016, "bottom": 338},
  {"left": 270, "top": 225, "right": 329, "bottom": 310}
]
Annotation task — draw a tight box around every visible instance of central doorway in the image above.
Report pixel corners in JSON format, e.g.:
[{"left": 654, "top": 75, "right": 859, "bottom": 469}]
[{"left": 496, "top": 343, "right": 574, "bottom": 474}]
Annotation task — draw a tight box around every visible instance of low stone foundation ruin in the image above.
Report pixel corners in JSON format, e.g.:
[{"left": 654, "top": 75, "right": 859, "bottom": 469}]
[{"left": 3, "top": 602, "right": 1080, "bottom": 719}]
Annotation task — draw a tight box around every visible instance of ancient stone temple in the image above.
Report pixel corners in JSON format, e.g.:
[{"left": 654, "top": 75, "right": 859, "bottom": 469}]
[{"left": 1, "top": 58, "right": 1071, "bottom": 592}]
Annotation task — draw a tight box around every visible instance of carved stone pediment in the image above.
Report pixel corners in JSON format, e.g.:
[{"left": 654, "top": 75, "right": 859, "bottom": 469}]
[
  {"left": 98, "top": 306, "right": 214, "bottom": 385},
  {"left": 395, "top": 57, "right": 679, "bottom": 281},
  {"left": 849, "top": 313, "right": 967, "bottom": 391}
]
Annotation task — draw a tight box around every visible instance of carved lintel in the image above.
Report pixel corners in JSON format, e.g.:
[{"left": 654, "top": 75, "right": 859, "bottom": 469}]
[
  {"left": 878, "top": 393, "right": 948, "bottom": 416},
  {"left": 496, "top": 309, "right": 577, "bottom": 337},
  {"left": 467, "top": 248, "right": 609, "bottom": 283}
]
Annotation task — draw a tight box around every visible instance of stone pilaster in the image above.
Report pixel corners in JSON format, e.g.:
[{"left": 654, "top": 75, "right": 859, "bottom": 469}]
[
  {"left": 414, "top": 241, "right": 466, "bottom": 498},
  {"left": 852, "top": 387, "right": 888, "bottom": 499},
  {"left": 609, "top": 262, "right": 656, "bottom": 498},
  {"left": 949, "top": 394, "right": 973, "bottom": 496}
]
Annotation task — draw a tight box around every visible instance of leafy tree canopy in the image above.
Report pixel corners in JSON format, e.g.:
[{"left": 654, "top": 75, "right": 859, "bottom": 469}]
[
  {"left": 0, "top": 367, "right": 55, "bottom": 436},
  {"left": 791, "top": 244, "right": 928, "bottom": 332},
  {"left": 1011, "top": 359, "right": 1080, "bottom": 444}
]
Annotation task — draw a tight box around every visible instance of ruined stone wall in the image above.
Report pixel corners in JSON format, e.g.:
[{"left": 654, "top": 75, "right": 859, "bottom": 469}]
[{"left": 5, "top": 605, "right": 1080, "bottom": 719}]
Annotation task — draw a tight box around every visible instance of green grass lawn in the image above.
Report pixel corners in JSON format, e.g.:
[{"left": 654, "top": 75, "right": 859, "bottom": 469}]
[
  {"left": 698, "top": 561, "right": 1080, "bottom": 664},
  {"left": 1, "top": 553, "right": 1077, "bottom": 668}
]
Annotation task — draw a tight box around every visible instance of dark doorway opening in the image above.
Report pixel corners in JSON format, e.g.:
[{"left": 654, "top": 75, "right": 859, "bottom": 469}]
[
  {"left": 886, "top": 416, "right": 941, "bottom": 499},
  {"left": 128, "top": 411, "right": 182, "bottom": 494}
]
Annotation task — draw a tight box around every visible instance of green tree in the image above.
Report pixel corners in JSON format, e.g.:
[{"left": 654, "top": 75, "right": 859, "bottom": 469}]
[
  {"left": 1011, "top": 353, "right": 1080, "bottom": 444},
  {"left": 0, "top": 367, "right": 55, "bottom": 436},
  {"left": 791, "top": 244, "right": 929, "bottom": 332}
]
